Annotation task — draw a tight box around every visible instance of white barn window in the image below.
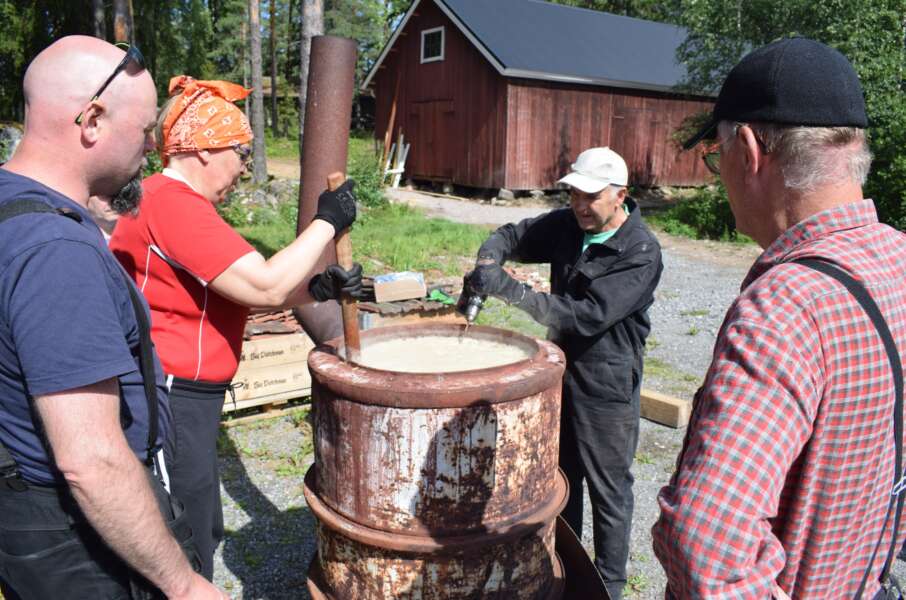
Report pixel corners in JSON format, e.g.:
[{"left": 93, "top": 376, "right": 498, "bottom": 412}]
[{"left": 420, "top": 27, "right": 445, "bottom": 63}]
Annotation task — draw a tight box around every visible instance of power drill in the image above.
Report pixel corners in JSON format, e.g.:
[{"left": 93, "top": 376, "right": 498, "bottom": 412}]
[{"left": 456, "top": 276, "right": 486, "bottom": 328}]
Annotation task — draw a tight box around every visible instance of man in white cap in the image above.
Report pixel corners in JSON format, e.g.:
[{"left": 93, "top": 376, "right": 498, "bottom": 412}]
[{"left": 465, "top": 147, "right": 662, "bottom": 599}]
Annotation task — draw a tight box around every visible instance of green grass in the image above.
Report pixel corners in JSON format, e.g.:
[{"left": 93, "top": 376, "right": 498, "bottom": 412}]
[
  {"left": 645, "top": 357, "right": 700, "bottom": 384},
  {"left": 474, "top": 297, "right": 547, "bottom": 339},
  {"left": 351, "top": 203, "right": 490, "bottom": 276},
  {"left": 264, "top": 131, "right": 300, "bottom": 161},
  {"left": 625, "top": 573, "right": 649, "bottom": 595},
  {"left": 635, "top": 453, "right": 655, "bottom": 465}
]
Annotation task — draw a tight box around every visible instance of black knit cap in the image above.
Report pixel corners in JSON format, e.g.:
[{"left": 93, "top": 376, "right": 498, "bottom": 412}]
[{"left": 683, "top": 37, "right": 868, "bottom": 150}]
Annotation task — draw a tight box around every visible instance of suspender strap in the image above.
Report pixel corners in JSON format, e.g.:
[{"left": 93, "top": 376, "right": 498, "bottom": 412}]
[
  {"left": 122, "top": 272, "right": 159, "bottom": 465},
  {"left": 793, "top": 259, "right": 904, "bottom": 599},
  {"left": 0, "top": 199, "right": 159, "bottom": 469}
]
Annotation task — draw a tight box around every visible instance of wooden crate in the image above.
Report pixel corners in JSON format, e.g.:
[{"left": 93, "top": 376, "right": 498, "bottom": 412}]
[{"left": 223, "top": 333, "right": 315, "bottom": 414}]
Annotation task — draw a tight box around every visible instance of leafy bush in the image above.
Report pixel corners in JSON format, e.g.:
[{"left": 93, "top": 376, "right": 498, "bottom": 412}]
[
  {"left": 648, "top": 184, "right": 740, "bottom": 241},
  {"left": 347, "top": 136, "right": 386, "bottom": 208},
  {"left": 676, "top": 0, "right": 906, "bottom": 232},
  {"left": 142, "top": 151, "right": 163, "bottom": 178}
]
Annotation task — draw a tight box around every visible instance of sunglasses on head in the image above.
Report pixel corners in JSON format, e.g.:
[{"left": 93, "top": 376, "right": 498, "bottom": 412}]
[{"left": 74, "top": 45, "right": 146, "bottom": 125}]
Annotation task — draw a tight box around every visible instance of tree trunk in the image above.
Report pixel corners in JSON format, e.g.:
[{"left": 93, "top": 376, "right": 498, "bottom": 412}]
[
  {"left": 241, "top": 18, "right": 250, "bottom": 118},
  {"left": 298, "top": 0, "right": 324, "bottom": 155},
  {"left": 112, "top": 0, "right": 134, "bottom": 44},
  {"left": 248, "top": 0, "right": 268, "bottom": 184},
  {"left": 269, "top": 0, "right": 280, "bottom": 136},
  {"left": 92, "top": 0, "right": 105, "bottom": 39}
]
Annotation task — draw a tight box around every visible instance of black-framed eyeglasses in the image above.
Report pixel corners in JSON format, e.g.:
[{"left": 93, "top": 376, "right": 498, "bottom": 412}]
[
  {"left": 232, "top": 144, "right": 252, "bottom": 167},
  {"left": 74, "top": 45, "right": 146, "bottom": 125},
  {"left": 700, "top": 123, "right": 769, "bottom": 176}
]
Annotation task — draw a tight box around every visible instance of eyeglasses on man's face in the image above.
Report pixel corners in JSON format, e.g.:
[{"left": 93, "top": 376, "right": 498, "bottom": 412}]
[
  {"left": 699, "top": 123, "right": 769, "bottom": 176},
  {"left": 232, "top": 144, "right": 252, "bottom": 168},
  {"left": 74, "top": 45, "right": 146, "bottom": 125}
]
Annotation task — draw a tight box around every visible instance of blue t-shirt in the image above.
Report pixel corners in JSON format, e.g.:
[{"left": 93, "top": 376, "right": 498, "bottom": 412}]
[{"left": 0, "top": 169, "right": 171, "bottom": 485}]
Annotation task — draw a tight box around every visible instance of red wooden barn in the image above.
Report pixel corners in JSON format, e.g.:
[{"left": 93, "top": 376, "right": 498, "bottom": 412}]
[{"left": 363, "top": 0, "right": 716, "bottom": 191}]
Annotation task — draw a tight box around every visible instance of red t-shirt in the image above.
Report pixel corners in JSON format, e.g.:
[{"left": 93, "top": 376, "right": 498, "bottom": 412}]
[{"left": 110, "top": 173, "right": 255, "bottom": 382}]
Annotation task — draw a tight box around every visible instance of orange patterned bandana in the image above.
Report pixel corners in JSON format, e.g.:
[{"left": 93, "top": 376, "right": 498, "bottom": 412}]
[{"left": 160, "top": 75, "right": 253, "bottom": 165}]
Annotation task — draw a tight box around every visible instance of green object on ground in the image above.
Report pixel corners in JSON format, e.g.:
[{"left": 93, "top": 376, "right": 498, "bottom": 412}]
[{"left": 427, "top": 289, "right": 455, "bottom": 305}]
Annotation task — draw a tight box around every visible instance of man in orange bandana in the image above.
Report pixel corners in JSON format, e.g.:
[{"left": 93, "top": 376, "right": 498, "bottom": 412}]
[
  {"left": 110, "top": 75, "right": 362, "bottom": 581},
  {"left": 160, "top": 76, "right": 254, "bottom": 165}
]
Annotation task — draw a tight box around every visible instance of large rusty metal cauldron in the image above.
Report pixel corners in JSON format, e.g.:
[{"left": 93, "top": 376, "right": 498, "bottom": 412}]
[{"left": 306, "top": 323, "right": 567, "bottom": 599}]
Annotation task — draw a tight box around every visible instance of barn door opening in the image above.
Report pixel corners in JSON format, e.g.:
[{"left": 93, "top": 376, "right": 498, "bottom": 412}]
[{"left": 408, "top": 99, "right": 455, "bottom": 181}]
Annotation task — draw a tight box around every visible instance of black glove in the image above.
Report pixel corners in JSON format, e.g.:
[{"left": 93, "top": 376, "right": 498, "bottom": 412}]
[
  {"left": 467, "top": 263, "right": 528, "bottom": 305},
  {"left": 314, "top": 180, "right": 357, "bottom": 233},
  {"left": 309, "top": 263, "right": 364, "bottom": 302}
]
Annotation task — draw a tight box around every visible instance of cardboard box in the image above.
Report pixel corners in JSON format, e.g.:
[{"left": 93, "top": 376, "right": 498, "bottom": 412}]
[
  {"left": 237, "top": 333, "right": 314, "bottom": 370},
  {"left": 226, "top": 361, "right": 311, "bottom": 404},
  {"left": 223, "top": 332, "right": 315, "bottom": 412},
  {"left": 373, "top": 272, "right": 427, "bottom": 303}
]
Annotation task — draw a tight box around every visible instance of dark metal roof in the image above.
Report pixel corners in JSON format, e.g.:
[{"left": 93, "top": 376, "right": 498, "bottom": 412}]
[
  {"left": 363, "top": 0, "right": 709, "bottom": 96},
  {"left": 441, "top": 0, "right": 692, "bottom": 92}
]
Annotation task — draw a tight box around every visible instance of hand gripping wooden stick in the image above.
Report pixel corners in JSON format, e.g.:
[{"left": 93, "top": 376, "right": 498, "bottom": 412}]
[{"left": 327, "top": 172, "right": 361, "bottom": 363}]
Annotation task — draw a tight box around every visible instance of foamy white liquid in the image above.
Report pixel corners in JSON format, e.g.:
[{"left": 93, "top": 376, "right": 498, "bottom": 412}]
[{"left": 354, "top": 335, "right": 531, "bottom": 373}]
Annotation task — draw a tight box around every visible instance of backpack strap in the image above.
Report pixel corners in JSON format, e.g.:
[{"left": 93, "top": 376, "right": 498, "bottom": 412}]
[
  {"left": 0, "top": 199, "right": 159, "bottom": 477},
  {"left": 792, "top": 258, "right": 903, "bottom": 599},
  {"left": 0, "top": 198, "right": 82, "bottom": 223}
]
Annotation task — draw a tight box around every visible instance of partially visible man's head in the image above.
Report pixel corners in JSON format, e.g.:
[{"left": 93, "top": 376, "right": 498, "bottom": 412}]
[
  {"left": 19, "top": 35, "right": 157, "bottom": 202},
  {"left": 715, "top": 120, "right": 870, "bottom": 194},
  {"left": 685, "top": 37, "right": 870, "bottom": 193},
  {"left": 86, "top": 195, "right": 120, "bottom": 238}
]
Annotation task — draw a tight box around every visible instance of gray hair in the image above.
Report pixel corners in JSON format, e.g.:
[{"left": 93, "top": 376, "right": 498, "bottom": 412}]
[
  {"left": 154, "top": 94, "right": 182, "bottom": 153},
  {"left": 717, "top": 120, "right": 872, "bottom": 192}
]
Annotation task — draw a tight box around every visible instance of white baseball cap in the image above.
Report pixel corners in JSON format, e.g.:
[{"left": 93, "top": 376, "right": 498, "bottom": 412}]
[{"left": 557, "top": 147, "right": 628, "bottom": 193}]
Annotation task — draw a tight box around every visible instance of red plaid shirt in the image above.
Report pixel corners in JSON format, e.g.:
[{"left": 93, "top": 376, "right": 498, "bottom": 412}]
[{"left": 653, "top": 201, "right": 906, "bottom": 599}]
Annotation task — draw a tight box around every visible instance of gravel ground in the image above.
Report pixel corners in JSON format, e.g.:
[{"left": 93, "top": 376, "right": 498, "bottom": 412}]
[{"left": 211, "top": 190, "right": 906, "bottom": 598}]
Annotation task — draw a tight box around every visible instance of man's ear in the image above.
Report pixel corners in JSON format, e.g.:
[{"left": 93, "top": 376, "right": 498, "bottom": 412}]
[
  {"left": 197, "top": 149, "right": 212, "bottom": 166},
  {"left": 738, "top": 125, "right": 762, "bottom": 175},
  {"left": 79, "top": 100, "right": 105, "bottom": 145},
  {"left": 615, "top": 186, "right": 628, "bottom": 204}
]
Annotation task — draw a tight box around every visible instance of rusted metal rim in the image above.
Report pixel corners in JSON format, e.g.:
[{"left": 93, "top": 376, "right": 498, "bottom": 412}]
[
  {"left": 306, "top": 550, "right": 565, "bottom": 600},
  {"left": 304, "top": 464, "right": 569, "bottom": 555},
  {"left": 308, "top": 323, "right": 566, "bottom": 408}
]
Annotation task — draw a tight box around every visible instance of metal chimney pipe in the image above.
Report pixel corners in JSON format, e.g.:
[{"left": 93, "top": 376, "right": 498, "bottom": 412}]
[{"left": 293, "top": 35, "right": 357, "bottom": 344}]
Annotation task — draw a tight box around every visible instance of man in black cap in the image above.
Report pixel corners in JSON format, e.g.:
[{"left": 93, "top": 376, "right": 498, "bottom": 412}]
[{"left": 652, "top": 37, "right": 906, "bottom": 598}]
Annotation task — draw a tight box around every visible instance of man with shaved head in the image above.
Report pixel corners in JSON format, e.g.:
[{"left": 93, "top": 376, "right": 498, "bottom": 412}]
[{"left": 0, "top": 36, "right": 226, "bottom": 599}]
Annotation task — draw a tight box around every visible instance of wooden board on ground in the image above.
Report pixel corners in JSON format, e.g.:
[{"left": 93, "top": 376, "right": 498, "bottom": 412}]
[{"left": 641, "top": 388, "right": 691, "bottom": 428}]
